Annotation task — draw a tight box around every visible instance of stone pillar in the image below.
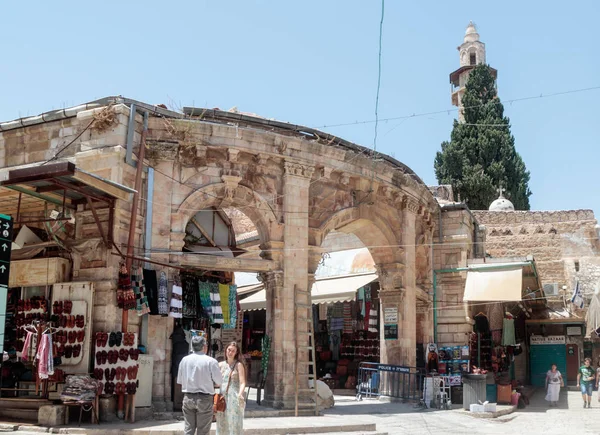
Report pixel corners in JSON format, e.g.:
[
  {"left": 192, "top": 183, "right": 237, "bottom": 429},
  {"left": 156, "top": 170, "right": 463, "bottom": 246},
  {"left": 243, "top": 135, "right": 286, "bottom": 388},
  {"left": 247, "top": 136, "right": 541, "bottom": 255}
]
[
  {"left": 263, "top": 161, "right": 314, "bottom": 409},
  {"left": 378, "top": 201, "right": 418, "bottom": 367}
]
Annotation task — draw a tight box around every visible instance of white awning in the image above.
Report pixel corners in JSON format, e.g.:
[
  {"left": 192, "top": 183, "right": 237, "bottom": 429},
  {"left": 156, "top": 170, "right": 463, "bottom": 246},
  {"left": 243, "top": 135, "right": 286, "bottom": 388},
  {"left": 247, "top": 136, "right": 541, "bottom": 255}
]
[
  {"left": 464, "top": 267, "right": 523, "bottom": 302},
  {"left": 239, "top": 272, "right": 378, "bottom": 311}
]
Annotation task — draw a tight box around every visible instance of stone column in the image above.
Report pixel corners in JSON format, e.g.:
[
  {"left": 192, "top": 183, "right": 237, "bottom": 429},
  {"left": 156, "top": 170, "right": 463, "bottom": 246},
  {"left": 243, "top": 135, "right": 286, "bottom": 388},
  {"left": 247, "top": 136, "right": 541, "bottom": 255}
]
[
  {"left": 378, "top": 200, "right": 418, "bottom": 367},
  {"left": 263, "top": 161, "right": 314, "bottom": 409}
]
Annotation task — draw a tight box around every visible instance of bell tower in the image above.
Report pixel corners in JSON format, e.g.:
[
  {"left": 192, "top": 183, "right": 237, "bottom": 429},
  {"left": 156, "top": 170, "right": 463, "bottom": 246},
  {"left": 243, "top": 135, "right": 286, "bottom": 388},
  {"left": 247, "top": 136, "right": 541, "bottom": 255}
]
[{"left": 450, "top": 22, "right": 497, "bottom": 121}]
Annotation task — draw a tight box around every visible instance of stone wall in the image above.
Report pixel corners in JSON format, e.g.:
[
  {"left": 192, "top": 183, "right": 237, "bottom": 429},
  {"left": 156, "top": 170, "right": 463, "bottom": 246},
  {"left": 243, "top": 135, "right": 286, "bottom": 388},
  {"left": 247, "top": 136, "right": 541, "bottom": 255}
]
[{"left": 473, "top": 210, "right": 600, "bottom": 304}]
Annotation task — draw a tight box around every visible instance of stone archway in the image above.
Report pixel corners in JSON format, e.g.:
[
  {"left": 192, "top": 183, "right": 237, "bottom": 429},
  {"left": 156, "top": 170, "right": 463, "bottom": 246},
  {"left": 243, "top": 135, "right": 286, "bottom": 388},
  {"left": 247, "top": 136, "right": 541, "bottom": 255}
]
[{"left": 171, "top": 180, "right": 281, "bottom": 255}]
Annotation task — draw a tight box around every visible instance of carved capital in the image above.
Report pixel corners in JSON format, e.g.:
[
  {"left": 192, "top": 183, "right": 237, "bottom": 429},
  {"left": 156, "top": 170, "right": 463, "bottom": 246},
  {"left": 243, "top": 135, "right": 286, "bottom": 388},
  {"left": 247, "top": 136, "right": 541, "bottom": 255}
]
[
  {"left": 195, "top": 145, "right": 207, "bottom": 159},
  {"left": 339, "top": 172, "right": 351, "bottom": 185},
  {"left": 284, "top": 161, "right": 315, "bottom": 178},
  {"left": 259, "top": 270, "right": 284, "bottom": 289},
  {"left": 227, "top": 148, "right": 240, "bottom": 163},
  {"left": 255, "top": 153, "right": 270, "bottom": 166}
]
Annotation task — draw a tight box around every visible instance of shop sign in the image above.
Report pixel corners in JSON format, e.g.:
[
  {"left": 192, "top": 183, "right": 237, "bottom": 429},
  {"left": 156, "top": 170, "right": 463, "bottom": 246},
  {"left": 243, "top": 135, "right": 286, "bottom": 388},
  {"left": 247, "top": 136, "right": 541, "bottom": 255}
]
[
  {"left": 384, "top": 307, "right": 398, "bottom": 323},
  {"left": 447, "top": 375, "right": 462, "bottom": 386},
  {"left": 566, "top": 326, "right": 582, "bottom": 336},
  {"left": 0, "top": 214, "right": 13, "bottom": 355},
  {"left": 530, "top": 335, "right": 565, "bottom": 345},
  {"left": 378, "top": 364, "right": 411, "bottom": 373},
  {"left": 384, "top": 323, "right": 398, "bottom": 340}
]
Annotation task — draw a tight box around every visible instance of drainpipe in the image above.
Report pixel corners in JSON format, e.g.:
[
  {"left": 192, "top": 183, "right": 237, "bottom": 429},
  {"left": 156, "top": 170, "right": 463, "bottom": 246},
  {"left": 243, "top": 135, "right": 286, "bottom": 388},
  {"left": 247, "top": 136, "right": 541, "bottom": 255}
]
[{"left": 120, "top": 110, "right": 147, "bottom": 419}]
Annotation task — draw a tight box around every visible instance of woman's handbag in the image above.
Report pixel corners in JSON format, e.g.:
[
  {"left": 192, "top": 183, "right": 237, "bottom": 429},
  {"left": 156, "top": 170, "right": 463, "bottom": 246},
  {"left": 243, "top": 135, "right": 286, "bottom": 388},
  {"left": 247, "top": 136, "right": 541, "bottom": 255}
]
[{"left": 213, "top": 362, "right": 237, "bottom": 414}]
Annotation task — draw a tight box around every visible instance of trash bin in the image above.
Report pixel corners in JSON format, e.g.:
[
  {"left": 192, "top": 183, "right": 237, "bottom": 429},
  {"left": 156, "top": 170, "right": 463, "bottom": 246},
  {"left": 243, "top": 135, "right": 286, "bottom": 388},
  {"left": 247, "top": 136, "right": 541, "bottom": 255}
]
[{"left": 462, "top": 374, "right": 487, "bottom": 410}]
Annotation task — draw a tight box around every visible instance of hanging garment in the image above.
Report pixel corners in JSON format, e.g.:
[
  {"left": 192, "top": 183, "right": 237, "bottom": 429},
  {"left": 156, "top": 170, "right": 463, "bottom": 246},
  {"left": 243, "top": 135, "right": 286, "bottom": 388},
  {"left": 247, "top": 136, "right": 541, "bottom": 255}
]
[
  {"left": 224, "top": 284, "right": 238, "bottom": 329},
  {"left": 21, "top": 331, "right": 37, "bottom": 361},
  {"left": 368, "top": 304, "right": 379, "bottom": 333},
  {"left": 473, "top": 313, "right": 490, "bottom": 333},
  {"left": 210, "top": 282, "right": 224, "bottom": 323},
  {"left": 319, "top": 303, "right": 328, "bottom": 320},
  {"left": 182, "top": 275, "right": 199, "bottom": 318},
  {"left": 343, "top": 302, "right": 353, "bottom": 334},
  {"left": 502, "top": 318, "right": 516, "bottom": 346},
  {"left": 169, "top": 285, "right": 183, "bottom": 318},
  {"left": 358, "top": 287, "right": 366, "bottom": 317},
  {"left": 131, "top": 268, "right": 151, "bottom": 316},
  {"left": 198, "top": 281, "right": 212, "bottom": 318},
  {"left": 364, "top": 301, "right": 371, "bottom": 331},
  {"left": 330, "top": 330, "right": 341, "bottom": 360},
  {"left": 158, "top": 271, "right": 169, "bottom": 316},
  {"left": 487, "top": 303, "right": 504, "bottom": 331},
  {"left": 143, "top": 269, "right": 159, "bottom": 315},
  {"left": 37, "top": 334, "right": 54, "bottom": 379},
  {"left": 118, "top": 264, "right": 136, "bottom": 311},
  {"left": 219, "top": 283, "right": 231, "bottom": 325}
]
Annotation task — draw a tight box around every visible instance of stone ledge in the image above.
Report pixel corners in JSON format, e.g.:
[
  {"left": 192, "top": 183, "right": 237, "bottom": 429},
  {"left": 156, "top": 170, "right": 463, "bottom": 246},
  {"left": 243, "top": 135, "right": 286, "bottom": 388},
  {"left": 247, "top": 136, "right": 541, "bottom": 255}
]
[{"left": 454, "top": 404, "right": 516, "bottom": 419}]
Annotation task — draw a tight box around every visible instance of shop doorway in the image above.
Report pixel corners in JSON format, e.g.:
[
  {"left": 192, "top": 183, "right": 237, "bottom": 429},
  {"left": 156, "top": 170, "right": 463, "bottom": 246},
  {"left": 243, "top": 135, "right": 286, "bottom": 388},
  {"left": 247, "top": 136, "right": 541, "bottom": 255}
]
[
  {"left": 566, "top": 344, "right": 579, "bottom": 383},
  {"left": 530, "top": 343, "right": 567, "bottom": 387}
]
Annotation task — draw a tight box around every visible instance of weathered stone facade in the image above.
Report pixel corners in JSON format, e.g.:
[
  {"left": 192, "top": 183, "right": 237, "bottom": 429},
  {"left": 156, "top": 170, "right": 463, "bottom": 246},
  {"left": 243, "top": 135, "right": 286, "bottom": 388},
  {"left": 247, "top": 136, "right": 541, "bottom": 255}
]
[{"left": 0, "top": 98, "right": 438, "bottom": 410}]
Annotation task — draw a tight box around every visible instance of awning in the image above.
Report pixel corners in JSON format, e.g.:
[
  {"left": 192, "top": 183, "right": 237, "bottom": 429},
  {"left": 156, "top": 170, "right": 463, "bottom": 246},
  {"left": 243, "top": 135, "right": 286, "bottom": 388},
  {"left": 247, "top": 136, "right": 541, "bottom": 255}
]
[
  {"left": 239, "top": 272, "right": 378, "bottom": 311},
  {"left": 464, "top": 267, "right": 523, "bottom": 302}
]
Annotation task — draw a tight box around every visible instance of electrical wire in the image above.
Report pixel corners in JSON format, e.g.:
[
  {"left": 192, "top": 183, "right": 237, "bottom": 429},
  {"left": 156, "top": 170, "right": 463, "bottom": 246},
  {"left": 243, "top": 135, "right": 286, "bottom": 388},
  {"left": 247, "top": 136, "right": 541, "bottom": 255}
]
[{"left": 316, "top": 85, "right": 600, "bottom": 129}]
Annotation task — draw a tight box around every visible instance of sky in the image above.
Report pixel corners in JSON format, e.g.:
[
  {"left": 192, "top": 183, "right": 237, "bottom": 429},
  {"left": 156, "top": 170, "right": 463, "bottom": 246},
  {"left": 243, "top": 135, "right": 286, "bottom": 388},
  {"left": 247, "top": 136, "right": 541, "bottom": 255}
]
[{"left": 1, "top": 1, "right": 598, "bottom": 217}]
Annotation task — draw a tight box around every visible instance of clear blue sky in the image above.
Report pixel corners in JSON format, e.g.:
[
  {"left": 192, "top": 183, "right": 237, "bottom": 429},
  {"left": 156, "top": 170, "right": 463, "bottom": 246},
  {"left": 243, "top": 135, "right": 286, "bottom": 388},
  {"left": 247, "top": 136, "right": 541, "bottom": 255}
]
[{"left": 1, "top": 1, "right": 598, "bottom": 217}]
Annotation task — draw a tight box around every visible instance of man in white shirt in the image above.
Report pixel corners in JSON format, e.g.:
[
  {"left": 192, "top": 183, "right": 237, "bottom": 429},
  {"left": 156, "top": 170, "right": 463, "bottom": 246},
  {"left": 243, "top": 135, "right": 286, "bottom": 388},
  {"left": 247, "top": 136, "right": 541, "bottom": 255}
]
[{"left": 177, "top": 335, "right": 223, "bottom": 435}]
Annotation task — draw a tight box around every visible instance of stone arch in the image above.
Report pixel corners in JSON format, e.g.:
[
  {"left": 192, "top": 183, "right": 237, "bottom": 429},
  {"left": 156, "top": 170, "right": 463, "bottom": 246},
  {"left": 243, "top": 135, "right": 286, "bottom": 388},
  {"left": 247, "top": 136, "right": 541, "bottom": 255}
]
[
  {"left": 173, "top": 182, "right": 279, "bottom": 247},
  {"left": 315, "top": 205, "right": 402, "bottom": 266}
]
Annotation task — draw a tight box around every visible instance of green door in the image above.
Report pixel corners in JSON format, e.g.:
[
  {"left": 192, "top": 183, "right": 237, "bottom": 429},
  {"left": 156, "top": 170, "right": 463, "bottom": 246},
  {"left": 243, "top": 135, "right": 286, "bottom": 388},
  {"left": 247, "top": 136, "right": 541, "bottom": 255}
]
[{"left": 530, "top": 345, "right": 566, "bottom": 386}]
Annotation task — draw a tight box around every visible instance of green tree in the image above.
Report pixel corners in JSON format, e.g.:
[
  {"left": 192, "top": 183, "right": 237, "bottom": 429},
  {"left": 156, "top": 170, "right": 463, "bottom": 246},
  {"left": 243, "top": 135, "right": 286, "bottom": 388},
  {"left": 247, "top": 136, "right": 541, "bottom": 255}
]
[{"left": 434, "top": 65, "right": 531, "bottom": 210}]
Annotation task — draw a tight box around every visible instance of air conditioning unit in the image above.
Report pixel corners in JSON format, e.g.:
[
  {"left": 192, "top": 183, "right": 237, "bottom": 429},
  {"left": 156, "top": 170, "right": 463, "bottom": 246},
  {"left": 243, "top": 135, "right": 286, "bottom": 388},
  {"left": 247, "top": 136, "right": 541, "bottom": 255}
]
[{"left": 543, "top": 283, "right": 559, "bottom": 296}]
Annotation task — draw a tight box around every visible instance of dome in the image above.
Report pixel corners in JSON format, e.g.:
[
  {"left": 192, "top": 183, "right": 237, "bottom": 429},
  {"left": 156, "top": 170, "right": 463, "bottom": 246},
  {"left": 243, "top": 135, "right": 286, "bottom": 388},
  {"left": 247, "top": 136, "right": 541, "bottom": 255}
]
[
  {"left": 464, "top": 21, "right": 480, "bottom": 43},
  {"left": 489, "top": 190, "right": 515, "bottom": 212}
]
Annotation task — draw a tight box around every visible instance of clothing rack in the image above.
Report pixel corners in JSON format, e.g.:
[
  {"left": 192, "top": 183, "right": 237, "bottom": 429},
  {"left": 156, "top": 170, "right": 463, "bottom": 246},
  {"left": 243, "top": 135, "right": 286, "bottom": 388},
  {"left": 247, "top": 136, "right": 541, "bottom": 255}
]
[{"left": 22, "top": 320, "right": 54, "bottom": 398}]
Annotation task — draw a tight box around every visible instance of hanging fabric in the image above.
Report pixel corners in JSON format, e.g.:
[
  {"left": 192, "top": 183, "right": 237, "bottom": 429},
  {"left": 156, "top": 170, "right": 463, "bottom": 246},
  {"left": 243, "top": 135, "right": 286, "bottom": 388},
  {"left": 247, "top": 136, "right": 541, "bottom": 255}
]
[
  {"left": 343, "top": 302, "right": 353, "bottom": 334},
  {"left": 210, "top": 282, "right": 224, "bottom": 323},
  {"left": 143, "top": 269, "right": 160, "bottom": 315},
  {"left": 131, "top": 267, "right": 151, "bottom": 316},
  {"left": 21, "top": 331, "right": 37, "bottom": 361},
  {"left": 502, "top": 317, "right": 516, "bottom": 346},
  {"left": 358, "top": 287, "right": 366, "bottom": 317},
  {"left": 169, "top": 284, "right": 183, "bottom": 318},
  {"left": 118, "top": 263, "right": 136, "bottom": 310},
  {"left": 182, "top": 275, "right": 199, "bottom": 318},
  {"left": 158, "top": 271, "right": 169, "bottom": 316},
  {"left": 319, "top": 303, "right": 327, "bottom": 320},
  {"left": 37, "top": 333, "right": 54, "bottom": 379},
  {"left": 198, "top": 281, "right": 212, "bottom": 318},
  {"left": 368, "top": 302, "right": 378, "bottom": 333},
  {"left": 223, "top": 284, "right": 238, "bottom": 329},
  {"left": 219, "top": 283, "right": 231, "bottom": 325}
]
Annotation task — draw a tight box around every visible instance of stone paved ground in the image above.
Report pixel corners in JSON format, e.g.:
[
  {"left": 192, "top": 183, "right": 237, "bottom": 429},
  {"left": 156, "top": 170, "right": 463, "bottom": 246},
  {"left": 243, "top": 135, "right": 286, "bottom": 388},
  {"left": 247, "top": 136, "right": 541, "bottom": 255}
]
[{"left": 9, "top": 389, "right": 600, "bottom": 434}]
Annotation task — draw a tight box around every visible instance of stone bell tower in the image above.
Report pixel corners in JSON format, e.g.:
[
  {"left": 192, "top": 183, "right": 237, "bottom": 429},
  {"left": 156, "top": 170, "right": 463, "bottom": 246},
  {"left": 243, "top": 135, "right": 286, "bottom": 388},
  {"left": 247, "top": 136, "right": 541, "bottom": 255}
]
[{"left": 450, "top": 22, "right": 497, "bottom": 121}]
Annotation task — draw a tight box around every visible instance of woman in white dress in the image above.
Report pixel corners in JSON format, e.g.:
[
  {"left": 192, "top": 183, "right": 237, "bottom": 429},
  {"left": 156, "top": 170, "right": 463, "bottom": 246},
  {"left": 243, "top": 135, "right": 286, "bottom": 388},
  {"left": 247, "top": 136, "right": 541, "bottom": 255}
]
[{"left": 545, "top": 364, "right": 563, "bottom": 407}]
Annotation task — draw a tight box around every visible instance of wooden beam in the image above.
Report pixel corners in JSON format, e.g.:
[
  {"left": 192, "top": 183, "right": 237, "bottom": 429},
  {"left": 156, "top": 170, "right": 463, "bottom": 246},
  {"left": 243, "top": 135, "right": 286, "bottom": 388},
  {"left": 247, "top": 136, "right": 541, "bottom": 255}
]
[
  {"left": 3, "top": 186, "right": 76, "bottom": 209},
  {"left": 1, "top": 162, "right": 75, "bottom": 186},
  {"left": 73, "top": 169, "right": 133, "bottom": 202},
  {"left": 179, "top": 254, "right": 276, "bottom": 272},
  {"left": 190, "top": 217, "right": 217, "bottom": 247},
  {"left": 36, "top": 184, "right": 65, "bottom": 193}
]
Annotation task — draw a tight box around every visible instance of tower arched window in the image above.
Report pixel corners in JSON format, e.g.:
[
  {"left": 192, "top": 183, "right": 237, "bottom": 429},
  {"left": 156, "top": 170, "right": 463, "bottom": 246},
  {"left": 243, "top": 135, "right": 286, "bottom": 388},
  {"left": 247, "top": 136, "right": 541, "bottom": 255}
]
[{"left": 470, "top": 52, "right": 476, "bottom": 65}]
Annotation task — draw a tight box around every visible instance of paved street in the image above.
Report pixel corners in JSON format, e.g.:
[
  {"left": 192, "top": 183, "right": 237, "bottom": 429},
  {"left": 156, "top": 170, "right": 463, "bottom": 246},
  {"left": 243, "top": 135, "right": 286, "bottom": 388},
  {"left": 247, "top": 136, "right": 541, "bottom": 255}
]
[
  {"left": 325, "top": 389, "right": 600, "bottom": 435},
  {"left": 8, "top": 389, "right": 600, "bottom": 435}
]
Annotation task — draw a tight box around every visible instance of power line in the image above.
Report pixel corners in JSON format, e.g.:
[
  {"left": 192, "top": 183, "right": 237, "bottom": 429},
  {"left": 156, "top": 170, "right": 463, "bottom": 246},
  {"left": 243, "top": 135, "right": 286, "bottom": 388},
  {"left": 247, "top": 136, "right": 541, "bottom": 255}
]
[
  {"left": 372, "top": 0, "right": 385, "bottom": 155},
  {"left": 316, "top": 85, "right": 600, "bottom": 129}
]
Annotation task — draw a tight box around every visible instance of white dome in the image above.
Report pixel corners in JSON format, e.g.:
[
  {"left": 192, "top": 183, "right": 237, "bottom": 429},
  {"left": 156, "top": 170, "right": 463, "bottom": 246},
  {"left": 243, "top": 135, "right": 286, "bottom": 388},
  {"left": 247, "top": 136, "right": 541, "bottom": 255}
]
[
  {"left": 464, "top": 22, "right": 480, "bottom": 43},
  {"left": 489, "top": 195, "right": 515, "bottom": 212}
]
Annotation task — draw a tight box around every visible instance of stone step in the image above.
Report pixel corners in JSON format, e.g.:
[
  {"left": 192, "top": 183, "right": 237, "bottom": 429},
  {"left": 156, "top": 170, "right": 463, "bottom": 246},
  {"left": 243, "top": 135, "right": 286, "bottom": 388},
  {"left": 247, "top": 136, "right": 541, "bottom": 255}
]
[
  {"left": 0, "top": 407, "right": 39, "bottom": 423},
  {"left": 311, "top": 432, "right": 387, "bottom": 435}
]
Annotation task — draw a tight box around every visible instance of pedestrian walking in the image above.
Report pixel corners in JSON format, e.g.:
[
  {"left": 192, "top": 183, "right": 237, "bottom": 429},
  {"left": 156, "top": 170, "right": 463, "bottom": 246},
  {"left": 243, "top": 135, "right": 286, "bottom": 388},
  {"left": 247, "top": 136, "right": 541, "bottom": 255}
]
[
  {"left": 177, "top": 335, "right": 223, "bottom": 435},
  {"left": 544, "top": 363, "right": 563, "bottom": 407},
  {"left": 216, "top": 341, "right": 247, "bottom": 435},
  {"left": 577, "top": 357, "right": 595, "bottom": 408}
]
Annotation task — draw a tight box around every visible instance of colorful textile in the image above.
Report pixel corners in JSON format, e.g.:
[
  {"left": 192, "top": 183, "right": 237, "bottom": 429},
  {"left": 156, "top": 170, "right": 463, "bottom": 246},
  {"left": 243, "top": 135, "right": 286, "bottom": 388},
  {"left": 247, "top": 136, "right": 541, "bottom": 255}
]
[
  {"left": 21, "top": 331, "right": 36, "bottom": 361},
  {"left": 131, "top": 269, "right": 151, "bottom": 317},
  {"left": 37, "top": 333, "right": 54, "bottom": 379},
  {"left": 330, "top": 330, "right": 341, "bottom": 360},
  {"left": 224, "top": 285, "right": 238, "bottom": 329},
  {"left": 319, "top": 303, "right": 327, "bottom": 319},
  {"left": 219, "top": 284, "right": 231, "bottom": 325},
  {"left": 331, "top": 303, "right": 344, "bottom": 318},
  {"left": 169, "top": 285, "right": 183, "bottom": 318},
  {"left": 368, "top": 304, "right": 378, "bottom": 333},
  {"left": 158, "top": 271, "right": 169, "bottom": 316},
  {"left": 210, "top": 283, "right": 224, "bottom": 323},
  {"left": 502, "top": 318, "right": 516, "bottom": 346},
  {"left": 143, "top": 269, "right": 159, "bottom": 315},
  {"left": 198, "top": 281, "right": 212, "bottom": 318},
  {"left": 182, "top": 275, "right": 199, "bottom": 318},
  {"left": 358, "top": 287, "right": 366, "bottom": 317},
  {"left": 343, "top": 302, "right": 353, "bottom": 333},
  {"left": 330, "top": 318, "right": 344, "bottom": 331},
  {"left": 118, "top": 264, "right": 136, "bottom": 311}
]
